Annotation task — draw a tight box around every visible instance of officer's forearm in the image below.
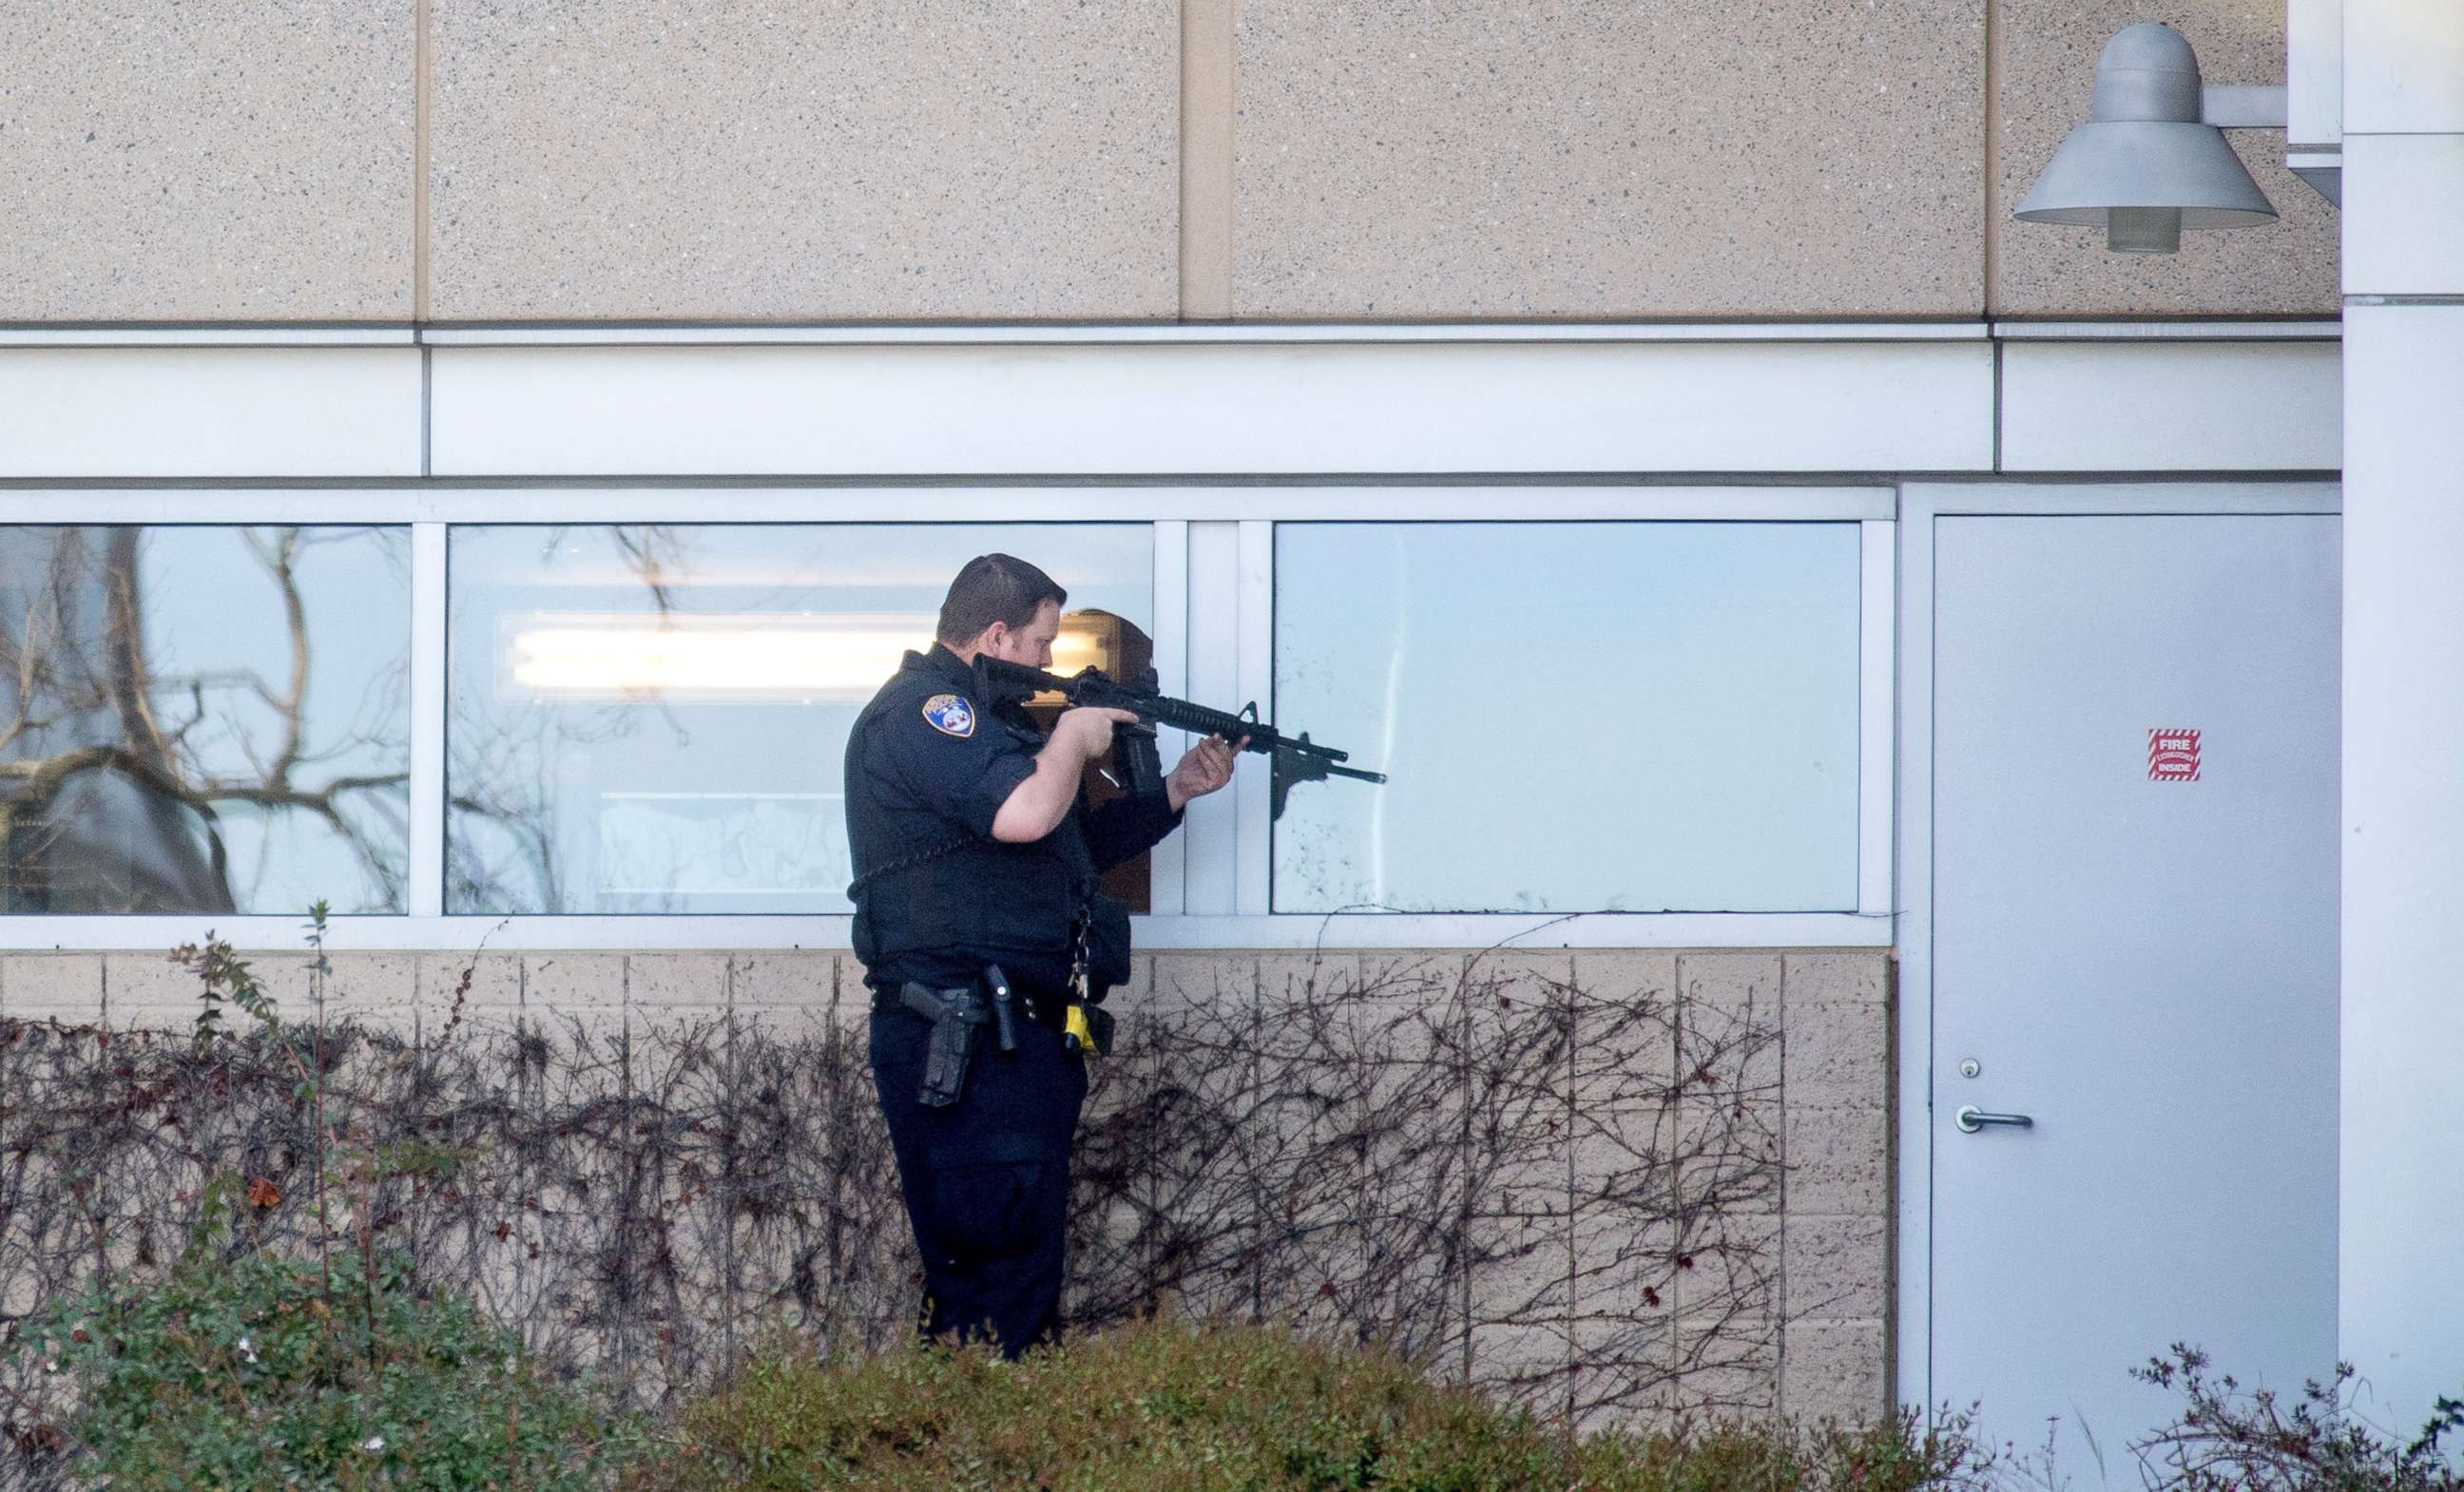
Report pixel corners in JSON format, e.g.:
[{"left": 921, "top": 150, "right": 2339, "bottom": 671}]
[{"left": 988, "top": 740, "right": 1087, "bottom": 842}]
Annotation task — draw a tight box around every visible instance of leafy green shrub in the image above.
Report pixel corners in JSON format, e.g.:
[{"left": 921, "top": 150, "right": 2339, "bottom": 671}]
[
  {"left": 19, "top": 1243, "right": 637, "bottom": 1491},
  {"left": 625, "top": 1315, "right": 1994, "bottom": 1492}
]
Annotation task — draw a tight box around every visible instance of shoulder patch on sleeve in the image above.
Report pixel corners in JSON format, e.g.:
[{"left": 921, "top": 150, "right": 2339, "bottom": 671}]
[{"left": 920, "top": 693, "right": 976, "bottom": 738}]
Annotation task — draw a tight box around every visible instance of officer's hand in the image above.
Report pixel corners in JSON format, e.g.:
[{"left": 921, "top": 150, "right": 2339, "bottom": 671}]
[
  {"left": 1166, "top": 734, "right": 1247, "bottom": 812},
  {"left": 1058, "top": 706, "right": 1140, "bottom": 760}
]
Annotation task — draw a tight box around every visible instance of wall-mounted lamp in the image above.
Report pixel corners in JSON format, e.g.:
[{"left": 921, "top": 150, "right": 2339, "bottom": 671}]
[{"left": 2014, "top": 22, "right": 2291, "bottom": 253}]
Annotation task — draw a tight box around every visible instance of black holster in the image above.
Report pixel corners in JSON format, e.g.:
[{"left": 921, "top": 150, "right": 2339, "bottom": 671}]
[{"left": 899, "top": 982, "right": 991, "bottom": 1108}]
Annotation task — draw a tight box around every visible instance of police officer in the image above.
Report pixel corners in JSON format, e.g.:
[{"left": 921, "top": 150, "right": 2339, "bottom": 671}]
[{"left": 843, "top": 553, "right": 1239, "bottom": 1357}]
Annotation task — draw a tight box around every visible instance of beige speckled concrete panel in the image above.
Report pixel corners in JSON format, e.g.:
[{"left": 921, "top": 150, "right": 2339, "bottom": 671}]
[
  {"left": 1993, "top": 0, "right": 2338, "bottom": 314},
  {"left": 1234, "top": 0, "right": 1985, "bottom": 318},
  {"left": 427, "top": 0, "right": 1179, "bottom": 321},
  {"left": 0, "top": 0, "right": 414, "bottom": 320}
]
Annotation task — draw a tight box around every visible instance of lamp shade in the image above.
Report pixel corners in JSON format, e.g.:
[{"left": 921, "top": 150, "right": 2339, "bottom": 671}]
[{"left": 2013, "top": 23, "right": 2276, "bottom": 252}]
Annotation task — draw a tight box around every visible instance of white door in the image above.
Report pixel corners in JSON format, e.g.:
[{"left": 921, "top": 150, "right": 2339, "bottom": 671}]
[{"left": 1931, "top": 511, "right": 2339, "bottom": 1457}]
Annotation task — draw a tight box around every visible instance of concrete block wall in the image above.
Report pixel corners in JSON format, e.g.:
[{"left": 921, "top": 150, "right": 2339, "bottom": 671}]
[
  {"left": 0, "top": 942, "right": 1894, "bottom": 1423},
  {"left": 0, "top": 0, "right": 2332, "bottom": 322}
]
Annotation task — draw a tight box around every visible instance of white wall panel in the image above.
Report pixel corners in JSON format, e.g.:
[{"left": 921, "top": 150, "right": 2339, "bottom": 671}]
[
  {"left": 2287, "top": 0, "right": 2342, "bottom": 150},
  {"left": 2340, "top": 135, "right": 2464, "bottom": 296},
  {"left": 2343, "top": 0, "right": 2464, "bottom": 133},
  {"left": 2339, "top": 303, "right": 2464, "bottom": 1428},
  {"left": 428, "top": 341, "right": 1995, "bottom": 476},
  {"left": 1999, "top": 341, "right": 2342, "bottom": 472},
  {"left": 0, "top": 348, "right": 421, "bottom": 477}
]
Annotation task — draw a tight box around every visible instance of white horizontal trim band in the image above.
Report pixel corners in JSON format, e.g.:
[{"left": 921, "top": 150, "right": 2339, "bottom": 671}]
[
  {"left": 1991, "top": 320, "right": 2341, "bottom": 340},
  {"left": 0, "top": 484, "right": 1896, "bottom": 524},
  {"left": 0, "top": 337, "right": 2342, "bottom": 480},
  {"left": 0, "top": 912, "right": 1893, "bottom": 954},
  {"left": 0, "top": 320, "right": 2337, "bottom": 350},
  {"left": 420, "top": 322, "right": 1991, "bottom": 347},
  {"left": 0, "top": 327, "right": 418, "bottom": 348},
  {"left": 428, "top": 341, "right": 1998, "bottom": 475}
]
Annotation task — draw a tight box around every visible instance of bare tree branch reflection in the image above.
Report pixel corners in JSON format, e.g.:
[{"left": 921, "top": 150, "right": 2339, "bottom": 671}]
[{"left": 0, "top": 527, "right": 412, "bottom": 914}]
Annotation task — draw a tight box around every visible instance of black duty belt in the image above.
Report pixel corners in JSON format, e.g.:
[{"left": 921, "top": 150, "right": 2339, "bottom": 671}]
[
  {"left": 870, "top": 978, "right": 1070, "bottom": 1030},
  {"left": 875, "top": 965, "right": 1073, "bottom": 1108}
]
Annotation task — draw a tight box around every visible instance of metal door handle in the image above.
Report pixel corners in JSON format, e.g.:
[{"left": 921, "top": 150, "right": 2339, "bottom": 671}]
[{"left": 1955, "top": 1104, "right": 2034, "bottom": 1134}]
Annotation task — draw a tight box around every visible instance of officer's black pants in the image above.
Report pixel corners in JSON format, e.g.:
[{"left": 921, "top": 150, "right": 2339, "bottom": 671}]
[{"left": 868, "top": 1003, "right": 1088, "bottom": 1359}]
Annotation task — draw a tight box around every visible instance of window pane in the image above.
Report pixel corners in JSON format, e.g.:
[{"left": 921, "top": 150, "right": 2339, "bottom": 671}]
[
  {"left": 447, "top": 525, "right": 1153, "bottom": 914},
  {"left": 0, "top": 526, "right": 412, "bottom": 914},
  {"left": 1273, "top": 522, "right": 1861, "bottom": 913}
]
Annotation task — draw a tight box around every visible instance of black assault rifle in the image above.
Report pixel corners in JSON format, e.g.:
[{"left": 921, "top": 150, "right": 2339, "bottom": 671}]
[{"left": 976, "top": 657, "right": 1386, "bottom": 821}]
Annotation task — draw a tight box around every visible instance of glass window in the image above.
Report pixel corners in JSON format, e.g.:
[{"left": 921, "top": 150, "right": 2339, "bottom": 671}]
[
  {"left": 446, "top": 525, "right": 1153, "bottom": 914},
  {"left": 1272, "top": 522, "right": 1861, "bottom": 914},
  {"left": 0, "top": 526, "right": 412, "bottom": 914}
]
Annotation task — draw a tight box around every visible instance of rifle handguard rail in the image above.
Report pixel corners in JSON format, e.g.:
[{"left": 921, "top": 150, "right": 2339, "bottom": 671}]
[{"left": 977, "top": 657, "right": 1388, "bottom": 813}]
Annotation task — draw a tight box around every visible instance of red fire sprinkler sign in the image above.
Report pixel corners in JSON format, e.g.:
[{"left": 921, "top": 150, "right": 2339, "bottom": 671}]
[{"left": 2148, "top": 728, "right": 2202, "bottom": 782}]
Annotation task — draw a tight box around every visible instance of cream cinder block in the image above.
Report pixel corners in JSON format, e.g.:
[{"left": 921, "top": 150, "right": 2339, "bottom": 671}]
[
  {"left": 426, "top": 0, "right": 1178, "bottom": 320},
  {"left": 413, "top": 950, "right": 524, "bottom": 1032},
  {"left": 3, "top": 956, "right": 106, "bottom": 1024},
  {"left": 729, "top": 952, "right": 838, "bottom": 1013},
  {"left": 1570, "top": 952, "right": 1677, "bottom": 1199},
  {"left": 1992, "top": 0, "right": 2339, "bottom": 315},
  {"left": 625, "top": 953, "right": 731, "bottom": 1012},
  {"left": 0, "top": 0, "right": 413, "bottom": 320},
  {"left": 1679, "top": 952, "right": 1782, "bottom": 1023},
  {"left": 298, "top": 952, "right": 424, "bottom": 1033},
  {"left": 1233, "top": 0, "right": 1985, "bottom": 316},
  {"left": 1785, "top": 1214, "right": 1891, "bottom": 1321},
  {"left": 1669, "top": 1212, "right": 1781, "bottom": 1322},
  {"left": 1669, "top": 1317, "right": 1781, "bottom": 1416},
  {"left": 1781, "top": 1317, "right": 1891, "bottom": 1425},
  {"left": 1150, "top": 951, "right": 1258, "bottom": 1014},
  {"left": 1471, "top": 950, "right": 1574, "bottom": 1015},
  {"left": 522, "top": 952, "right": 628, "bottom": 1014},
  {"left": 1783, "top": 1104, "right": 1892, "bottom": 1217},
  {"left": 1782, "top": 951, "right": 1889, "bottom": 1008},
  {"left": 1786, "top": 1000, "right": 1891, "bottom": 1110},
  {"left": 1679, "top": 952, "right": 1783, "bottom": 1105},
  {"left": 1570, "top": 1312, "right": 1680, "bottom": 1433},
  {"left": 102, "top": 950, "right": 217, "bottom": 1031}
]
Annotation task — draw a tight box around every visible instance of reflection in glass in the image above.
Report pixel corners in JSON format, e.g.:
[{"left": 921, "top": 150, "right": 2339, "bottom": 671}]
[
  {"left": 446, "top": 525, "right": 1152, "bottom": 914},
  {"left": 0, "top": 526, "right": 413, "bottom": 914},
  {"left": 1273, "top": 523, "right": 1861, "bottom": 914}
]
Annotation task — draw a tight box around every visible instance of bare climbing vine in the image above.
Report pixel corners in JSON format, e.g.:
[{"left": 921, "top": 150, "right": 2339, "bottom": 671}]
[{"left": 0, "top": 944, "right": 1784, "bottom": 1467}]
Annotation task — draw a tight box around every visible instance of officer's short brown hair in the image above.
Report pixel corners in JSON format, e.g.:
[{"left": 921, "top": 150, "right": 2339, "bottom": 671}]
[{"left": 935, "top": 553, "right": 1068, "bottom": 645}]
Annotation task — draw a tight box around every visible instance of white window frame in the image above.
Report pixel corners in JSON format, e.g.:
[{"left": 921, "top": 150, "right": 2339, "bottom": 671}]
[{"left": 0, "top": 484, "right": 1892, "bottom": 951}]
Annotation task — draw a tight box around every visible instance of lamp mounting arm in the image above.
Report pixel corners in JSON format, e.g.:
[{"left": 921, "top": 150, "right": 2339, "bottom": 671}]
[{"left": 2201, "top": 84, "right": 2287, "bottom": 128}]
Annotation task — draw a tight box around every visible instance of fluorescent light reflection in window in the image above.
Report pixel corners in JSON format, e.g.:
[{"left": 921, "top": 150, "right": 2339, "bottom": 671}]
[
  {"left": 505, "top": 613, "right": 1116, "bottom": 702},
  {"left": 507, "top": 614, "right": 928, "bottom": 701}
]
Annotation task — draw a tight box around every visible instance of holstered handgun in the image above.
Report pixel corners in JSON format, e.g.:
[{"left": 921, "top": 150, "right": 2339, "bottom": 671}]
[{"left": 899, "top": 982, "right": 991, "bottom": 1108}]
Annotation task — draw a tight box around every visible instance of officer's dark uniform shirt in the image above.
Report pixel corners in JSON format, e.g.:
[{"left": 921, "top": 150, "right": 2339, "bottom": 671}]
[{"left": 844, "top": 642, "right": 1181, "bottom": 995}]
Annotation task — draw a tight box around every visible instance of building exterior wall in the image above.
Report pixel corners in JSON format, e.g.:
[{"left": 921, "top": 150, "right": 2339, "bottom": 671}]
[
  {"left": 0, "top": 944, "right": 1895, "bottom": 1422},
  {"left": 0, "top": 0, "right": 2355, "bottom": 1440},
  {"left": 1, "top": 0, "right": 2333, "bottom": 322}
]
